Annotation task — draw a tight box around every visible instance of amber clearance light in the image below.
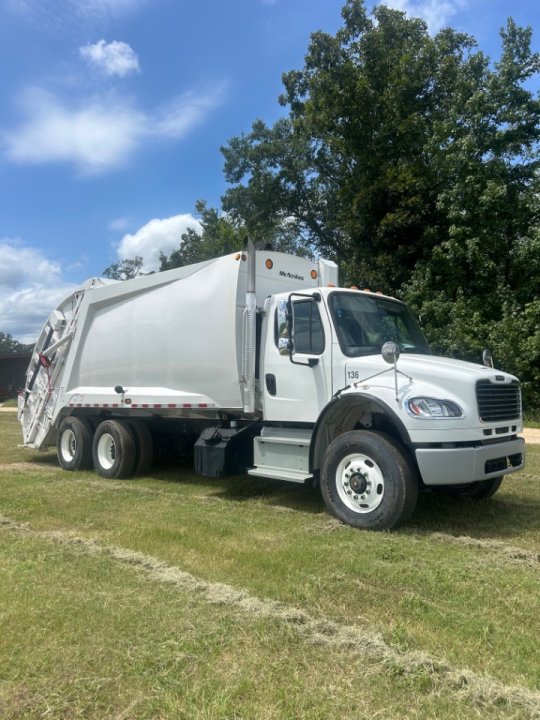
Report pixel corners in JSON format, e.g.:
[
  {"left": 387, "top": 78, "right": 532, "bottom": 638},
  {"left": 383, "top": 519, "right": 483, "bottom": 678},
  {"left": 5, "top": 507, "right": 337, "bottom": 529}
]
[
  {"left": 265, "top": 258, "right": 273, "bottom": 269},
  {"left": 310, "top": 270, "right": 318, "bottom": 280}
]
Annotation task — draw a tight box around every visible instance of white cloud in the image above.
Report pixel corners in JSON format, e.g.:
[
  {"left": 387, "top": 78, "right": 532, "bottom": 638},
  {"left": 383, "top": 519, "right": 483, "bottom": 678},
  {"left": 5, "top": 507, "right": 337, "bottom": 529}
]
[
  {"left": 155, "top": 86, "right": 227, "bottom": 138},
  {"left": 2, "top": 85, "right": 224, "bottom": 174},
  {"left": 0, "top": 238, "right": 62, "bottom": 288},
  {"left": 379, "top": 0, "right": 466, "bottom": 31},
  {"left": 116, "top": 214, "right": 202, "bottom": 271},
  {"left": 4, "top": 0, "right": 146, "bottom": 34},
  {"left": 0, "top": 239, "right": 78, "bottom": 343},
  {"left": 70, "top": 0, "right": 146, "bottom": 16},
  {"left": 80, "top": 40, "right": 140, "bottom": 77},
  {"left": 3, "top": 88, "right": 145, "bottom": 173},
  {"left": 7, "top": 0, "right": 146, "bottom": 19},
  {"left": 108, "top": 216, "right": 132, "bottom": 232}
]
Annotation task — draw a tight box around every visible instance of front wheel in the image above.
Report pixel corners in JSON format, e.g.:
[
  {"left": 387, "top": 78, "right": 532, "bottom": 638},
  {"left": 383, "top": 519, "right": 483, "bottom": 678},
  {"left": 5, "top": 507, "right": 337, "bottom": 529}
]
[{"left": 320, "top": 431, "right": 418, "bottom": 530}]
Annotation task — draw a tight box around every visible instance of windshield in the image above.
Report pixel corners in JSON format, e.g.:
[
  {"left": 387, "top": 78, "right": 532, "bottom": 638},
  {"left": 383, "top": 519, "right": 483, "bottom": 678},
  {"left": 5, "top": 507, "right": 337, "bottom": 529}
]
[{"left": 329, "top": 292, "right": 430, "bottom": 357}]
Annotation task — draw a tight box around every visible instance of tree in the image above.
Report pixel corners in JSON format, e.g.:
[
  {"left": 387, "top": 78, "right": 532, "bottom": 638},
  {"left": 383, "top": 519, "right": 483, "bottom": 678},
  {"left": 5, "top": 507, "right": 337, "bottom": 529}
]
[
  {"left": 160, "top": 199, "right": 311, "bottom": 271},
  {"left": 221, "top": 0, "right": 540, "bottom": 408},
  {"left": 402, "top": 18, "right": 540, "bottom": 406},
  {"left": 222, "top": 2, "right": 465, "bottom": 288},
  {"left": 103, "top": 256, "right": 144, "bottom": 280},
  {"left": 159, "top": 201, "right": 243, "bottom": 270},
  {"left": 0, "top": 332, "right": 32, "bottom": 354}
]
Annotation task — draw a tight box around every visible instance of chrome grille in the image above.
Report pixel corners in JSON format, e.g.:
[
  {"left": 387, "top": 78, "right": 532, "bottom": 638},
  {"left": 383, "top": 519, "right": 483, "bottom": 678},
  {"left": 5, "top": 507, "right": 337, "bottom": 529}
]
[{"left": 476, "top": 380, "right": 521, "bottom": 422}]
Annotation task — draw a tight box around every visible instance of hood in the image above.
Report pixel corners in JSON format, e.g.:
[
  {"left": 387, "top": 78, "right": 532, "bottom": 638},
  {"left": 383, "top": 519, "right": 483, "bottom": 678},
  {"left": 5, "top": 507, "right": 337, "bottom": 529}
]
[
  {"left": 396, "top": 354, "right": 517, "bottom": 391},
  {"left": 341, "top": 353, "right": 520, "bottom": 430}
]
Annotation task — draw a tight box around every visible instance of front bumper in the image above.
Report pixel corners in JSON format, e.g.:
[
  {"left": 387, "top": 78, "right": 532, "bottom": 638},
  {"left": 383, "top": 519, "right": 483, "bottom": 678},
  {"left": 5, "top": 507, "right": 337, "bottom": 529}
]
[{"left": 415, "top": 437, "right": 525, "bottom": 486}]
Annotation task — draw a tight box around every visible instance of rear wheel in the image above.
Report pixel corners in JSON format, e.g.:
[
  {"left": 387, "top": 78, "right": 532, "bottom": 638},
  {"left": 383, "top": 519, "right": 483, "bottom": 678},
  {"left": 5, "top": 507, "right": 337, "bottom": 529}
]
[
  {"left": 57, "top": 416, "right": 94, "bottom": 471},
  {"left": 320, "top": 431, "right": 418, "bottom": 530},
  {"left": 93, "top": 420, "right": 136, "bottom": 479},
  {"left": 127, "top": 420, "right": 153, "bottom": 476}
]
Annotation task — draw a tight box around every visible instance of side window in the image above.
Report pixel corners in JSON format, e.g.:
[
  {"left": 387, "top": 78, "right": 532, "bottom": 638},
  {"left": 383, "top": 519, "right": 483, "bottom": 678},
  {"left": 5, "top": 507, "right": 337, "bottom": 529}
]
[{"left": 291, "top": 300, "right": 325, "bottom": 354}]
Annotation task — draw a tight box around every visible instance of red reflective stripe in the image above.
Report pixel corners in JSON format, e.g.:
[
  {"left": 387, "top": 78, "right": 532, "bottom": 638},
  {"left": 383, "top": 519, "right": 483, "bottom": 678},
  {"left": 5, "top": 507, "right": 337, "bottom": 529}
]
[{"left": 67, "top": 401, "right": 213, "bottom": 409}]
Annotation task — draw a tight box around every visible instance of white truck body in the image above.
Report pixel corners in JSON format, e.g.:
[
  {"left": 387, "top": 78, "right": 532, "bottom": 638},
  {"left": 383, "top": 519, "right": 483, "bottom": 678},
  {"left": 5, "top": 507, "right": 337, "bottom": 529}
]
[{"left": 19, "top": 247, "right": 525, "bottom": 530}]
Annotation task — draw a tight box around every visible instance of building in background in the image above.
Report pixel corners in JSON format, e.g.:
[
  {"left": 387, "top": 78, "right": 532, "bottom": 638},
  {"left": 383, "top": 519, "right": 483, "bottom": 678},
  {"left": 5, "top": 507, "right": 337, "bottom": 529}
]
[{"left": 0, "top": 353, "right": 31, "bottom": 399}]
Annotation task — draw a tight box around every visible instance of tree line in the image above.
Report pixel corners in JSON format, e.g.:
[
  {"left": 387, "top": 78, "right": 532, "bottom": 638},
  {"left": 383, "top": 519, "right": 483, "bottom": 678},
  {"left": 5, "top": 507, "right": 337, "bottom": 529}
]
[
  {"left": 0, "top": 332, "right": 33, "bottom": 355},
  {"left": 105, "top": 0, "right": 540, "bottom": 410}
]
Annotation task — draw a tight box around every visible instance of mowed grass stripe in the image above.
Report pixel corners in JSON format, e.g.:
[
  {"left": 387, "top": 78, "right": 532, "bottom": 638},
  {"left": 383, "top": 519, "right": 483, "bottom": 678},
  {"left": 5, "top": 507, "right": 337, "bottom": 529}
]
[
  {"left": 4, "top": 461, "right": 539, "bottom": 570},
  {"left": 1, "top": 415, "right": 539, "bottom": 706},
  {"left": 405, "top": 529, "right": 540, "bottom": 568},
  {"left": 1, "top": 464, "right": 538, "bottom": 690},
  {"left": 2, "top": 528, "right": 530, "bottom": 720},
  {"left": 1, "top": 514, "right": 539, "bottom": 718}
]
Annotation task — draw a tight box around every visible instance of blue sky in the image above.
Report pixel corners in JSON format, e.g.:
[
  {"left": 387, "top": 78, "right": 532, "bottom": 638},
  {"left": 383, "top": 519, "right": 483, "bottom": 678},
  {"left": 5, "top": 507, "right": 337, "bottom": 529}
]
[{"left": 1, "top": 0, "right": 539, "bottom": 342}]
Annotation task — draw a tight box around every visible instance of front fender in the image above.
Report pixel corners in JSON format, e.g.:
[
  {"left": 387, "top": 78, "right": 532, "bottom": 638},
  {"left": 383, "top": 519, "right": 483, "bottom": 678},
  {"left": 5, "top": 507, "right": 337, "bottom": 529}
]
[{"left": 309, "top": 392, "right": 413, "bottom": 475}]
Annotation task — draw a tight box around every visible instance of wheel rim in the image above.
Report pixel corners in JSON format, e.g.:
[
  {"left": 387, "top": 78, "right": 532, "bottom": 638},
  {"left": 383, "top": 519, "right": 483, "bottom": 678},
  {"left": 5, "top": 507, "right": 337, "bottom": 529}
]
[
  {"left": 335, "top": 453, "right": 385, "bottom": 514},
  {"left": 60, "top": 429, "right": 76, "bottom": 462},
  {"left": 97, "top": 433, "right": 116, "bottom": 470}
]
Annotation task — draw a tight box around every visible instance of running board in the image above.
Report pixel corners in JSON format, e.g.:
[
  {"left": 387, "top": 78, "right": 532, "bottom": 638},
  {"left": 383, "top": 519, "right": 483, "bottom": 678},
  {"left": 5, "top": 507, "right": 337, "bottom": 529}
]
[
  {"left": 249, "top": 429, "right": 312, "bottom": 484},
  {"left": 248, "top": 466, "right": 310, "bottom": 484}
]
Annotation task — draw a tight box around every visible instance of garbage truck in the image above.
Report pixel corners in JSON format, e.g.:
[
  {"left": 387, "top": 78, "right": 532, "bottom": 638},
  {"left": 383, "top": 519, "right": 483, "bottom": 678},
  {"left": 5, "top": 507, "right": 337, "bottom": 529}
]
[{"left": 18, "top": 244, "right": 525, "bottom": 530}]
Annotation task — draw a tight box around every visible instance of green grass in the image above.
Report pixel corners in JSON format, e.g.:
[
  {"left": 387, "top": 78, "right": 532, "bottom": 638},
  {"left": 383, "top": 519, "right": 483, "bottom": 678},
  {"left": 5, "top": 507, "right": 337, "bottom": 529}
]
[
  {"left": 0, "top": 412, "right": 539, "bottom": 719},
  {"left": 0, "top": 397, "right": 18, "bottom": 408}
]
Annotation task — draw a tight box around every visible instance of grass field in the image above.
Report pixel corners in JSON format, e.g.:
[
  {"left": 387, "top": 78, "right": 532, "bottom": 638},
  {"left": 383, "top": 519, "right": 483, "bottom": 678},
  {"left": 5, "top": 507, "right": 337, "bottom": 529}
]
[{"left": 0, "top": 410, "right": 538, "bottom": 719}]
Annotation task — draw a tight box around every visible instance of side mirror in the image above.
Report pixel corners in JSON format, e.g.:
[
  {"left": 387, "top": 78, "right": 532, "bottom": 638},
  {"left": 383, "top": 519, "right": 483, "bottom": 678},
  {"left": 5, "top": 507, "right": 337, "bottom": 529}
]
[
  {"left": 382, "top": 341, "right": 400, "bottom": 365},
  {"left": 276, "top": 300, "right": 291, "bottom": 356},
  {"left": 482, "top": 349, "right": 494, "bottom": 368}
]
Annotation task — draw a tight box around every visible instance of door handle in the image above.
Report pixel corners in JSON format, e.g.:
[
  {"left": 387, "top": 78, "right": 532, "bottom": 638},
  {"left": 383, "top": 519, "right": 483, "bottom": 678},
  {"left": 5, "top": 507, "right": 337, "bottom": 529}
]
[{"left": 265, "top": 373, "right": 277, "bottom": 396}]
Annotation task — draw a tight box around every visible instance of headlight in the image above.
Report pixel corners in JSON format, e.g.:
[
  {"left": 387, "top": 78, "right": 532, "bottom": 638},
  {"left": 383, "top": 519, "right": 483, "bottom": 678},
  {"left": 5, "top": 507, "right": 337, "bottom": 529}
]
[{"left": 405, "top": 397, "right": 464, "bottom": 419}]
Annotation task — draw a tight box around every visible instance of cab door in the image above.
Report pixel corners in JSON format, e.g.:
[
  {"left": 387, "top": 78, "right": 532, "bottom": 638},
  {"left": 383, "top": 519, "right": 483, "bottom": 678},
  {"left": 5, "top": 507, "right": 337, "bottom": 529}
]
[{"left": 261, "top": 294, "right": 333, "bottom": 423}]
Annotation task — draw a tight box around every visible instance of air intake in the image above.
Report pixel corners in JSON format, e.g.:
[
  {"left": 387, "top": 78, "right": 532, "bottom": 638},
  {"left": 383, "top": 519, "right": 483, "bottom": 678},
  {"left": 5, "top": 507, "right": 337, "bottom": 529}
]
[{"left": 476, "top": 380, "right": 521, "bottom": 422}]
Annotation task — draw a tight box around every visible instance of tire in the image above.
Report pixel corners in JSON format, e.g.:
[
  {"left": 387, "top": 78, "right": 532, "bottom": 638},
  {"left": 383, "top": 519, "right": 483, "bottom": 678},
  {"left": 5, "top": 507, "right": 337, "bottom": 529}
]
[
  {"left": 436, "top": 477, "right": 503, "bottom": 499},
  {"left": 320, "top": 431, "right": 418, "bottom": 530},
  {"left": 57, "top": 416, "right": 94, "bottom": 471},
  {"left": 127, "top": 420, "right": 153, "bottom": 476},
  {"left": 92, "top": 420, "right": 137, "bottom": 479}
]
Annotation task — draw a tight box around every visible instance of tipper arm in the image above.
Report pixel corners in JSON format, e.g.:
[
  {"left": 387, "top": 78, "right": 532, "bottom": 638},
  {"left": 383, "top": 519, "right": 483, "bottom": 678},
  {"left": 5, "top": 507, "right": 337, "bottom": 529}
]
[{"left": 18, "top": 278, "right": 112, "bottom": 449}]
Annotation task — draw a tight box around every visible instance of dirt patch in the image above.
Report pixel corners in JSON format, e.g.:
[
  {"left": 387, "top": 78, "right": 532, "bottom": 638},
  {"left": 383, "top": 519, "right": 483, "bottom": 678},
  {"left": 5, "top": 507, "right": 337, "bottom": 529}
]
[{"left": 522, "top": 428, "right": 540, "bottom": 444}]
